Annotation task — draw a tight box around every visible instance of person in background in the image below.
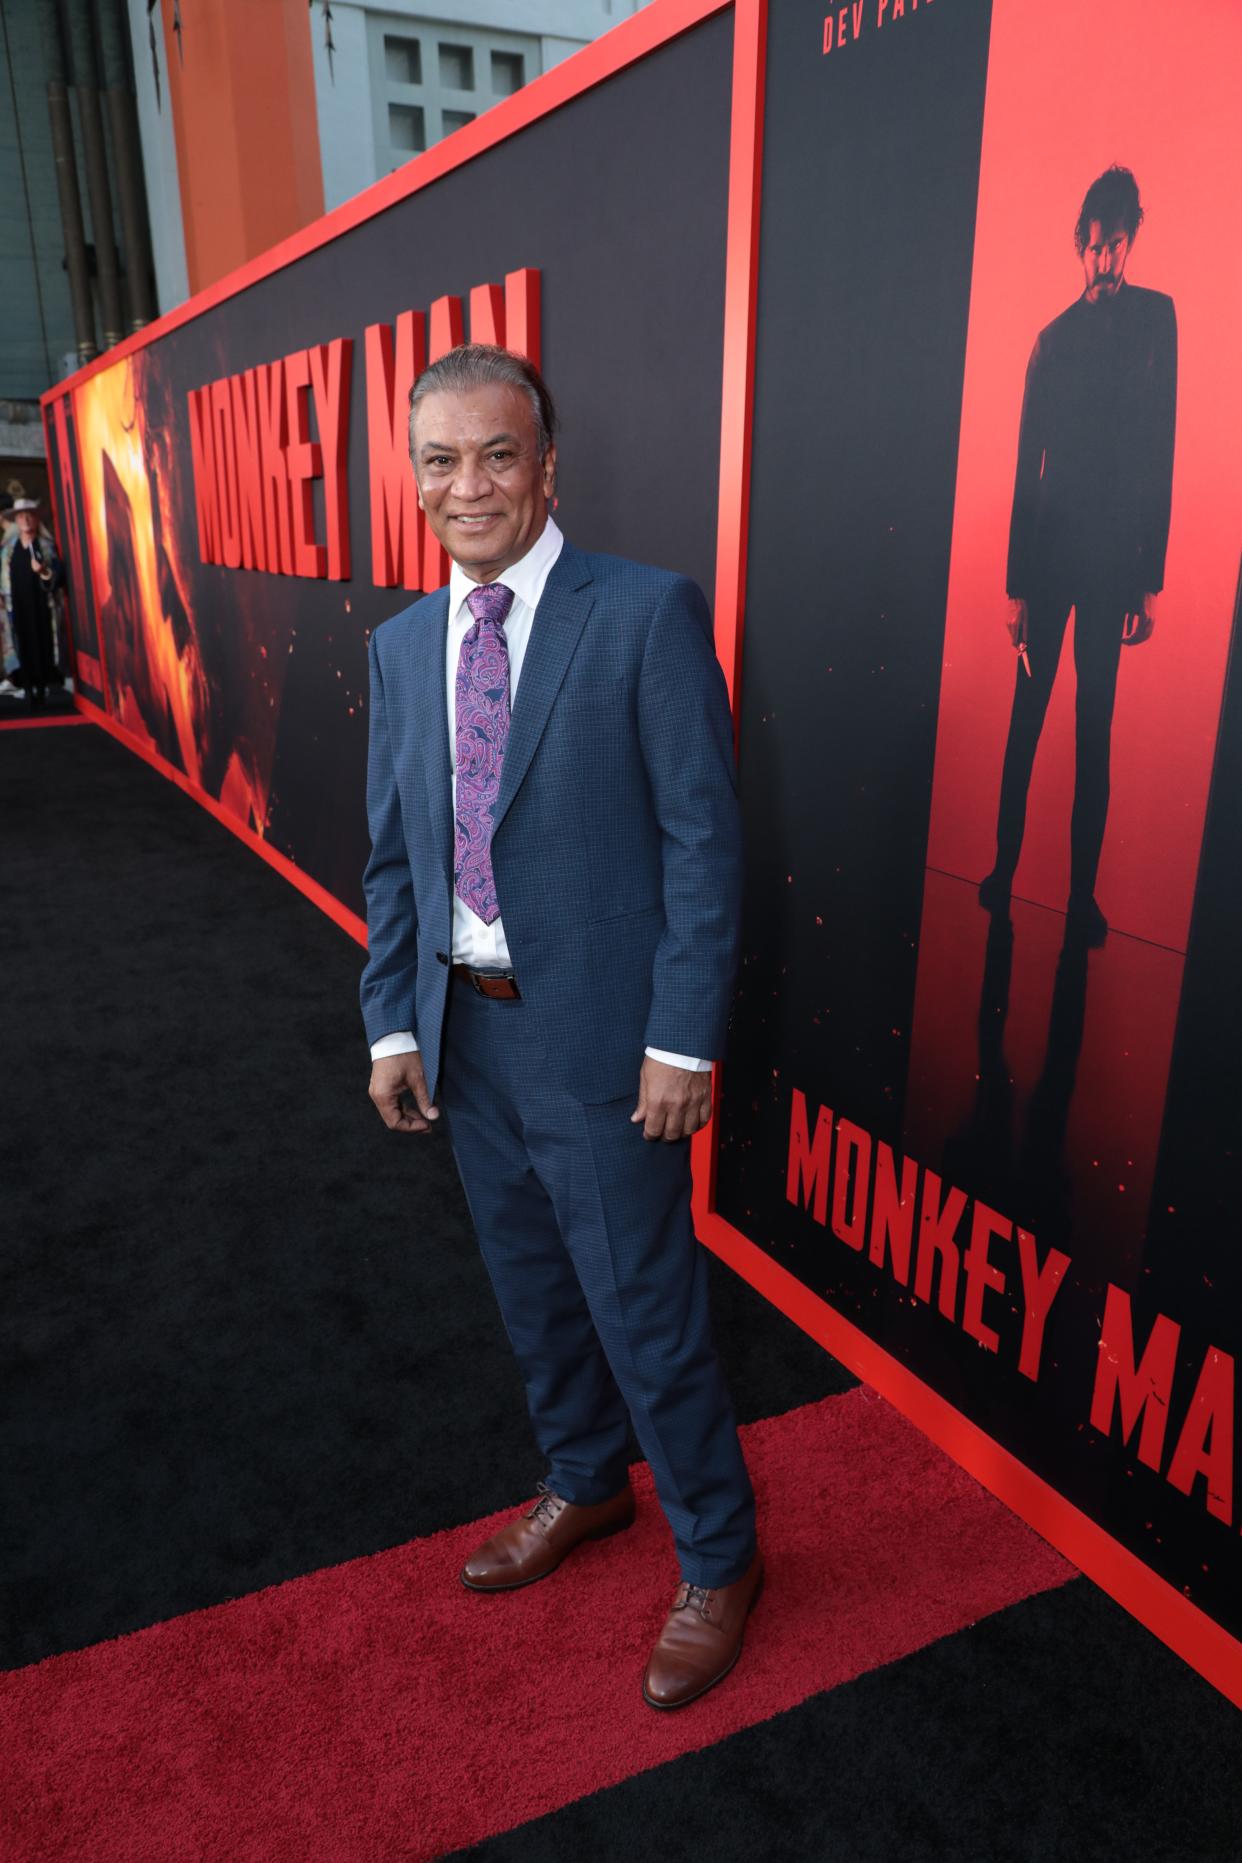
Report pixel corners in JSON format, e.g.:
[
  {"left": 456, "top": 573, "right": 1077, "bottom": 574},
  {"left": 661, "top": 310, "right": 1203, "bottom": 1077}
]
[{"left": 1, "top": 497, "right": 66, "bottom": 710}]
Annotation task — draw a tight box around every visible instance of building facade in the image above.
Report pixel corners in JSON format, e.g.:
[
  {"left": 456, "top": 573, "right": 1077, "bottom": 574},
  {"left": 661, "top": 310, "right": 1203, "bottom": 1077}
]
[
  {"left": 310, "top": 2, "right": 650, "bottom": 212},
  {"left": 0, "top": 0, "right": 650, "bottom": 477}
]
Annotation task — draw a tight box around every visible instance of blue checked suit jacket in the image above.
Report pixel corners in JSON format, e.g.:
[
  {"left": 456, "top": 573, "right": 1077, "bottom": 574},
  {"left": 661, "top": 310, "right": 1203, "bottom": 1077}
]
[{"left": 359, "top": 540, "right": 743, "bottom": 1104}]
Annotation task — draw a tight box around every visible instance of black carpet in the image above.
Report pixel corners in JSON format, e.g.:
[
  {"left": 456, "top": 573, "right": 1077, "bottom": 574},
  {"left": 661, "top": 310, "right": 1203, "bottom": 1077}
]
[
  {"left": 3, "top": 721, "right": 1238, "bottom": 1861},
  {"left": 460, "top": 1580, "right": 1242, "bottom": 1862},
  {"left": 0, "top": 724, "right": 848, "bottom": 1669}
]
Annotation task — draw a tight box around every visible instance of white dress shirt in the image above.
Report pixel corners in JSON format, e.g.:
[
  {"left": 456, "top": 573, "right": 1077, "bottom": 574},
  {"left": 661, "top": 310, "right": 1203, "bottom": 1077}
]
[{"left": 370, "top": 516, "right": 708, "bottom": 1074}]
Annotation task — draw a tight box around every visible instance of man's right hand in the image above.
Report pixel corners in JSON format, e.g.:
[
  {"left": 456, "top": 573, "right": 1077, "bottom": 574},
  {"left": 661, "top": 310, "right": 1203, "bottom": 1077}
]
[
  {"left": 1006, "top": 598, "right": 1028, "bottom": 649},
  {"left": 369, "top": 1051, "right": 440, "bottom": 1135}
]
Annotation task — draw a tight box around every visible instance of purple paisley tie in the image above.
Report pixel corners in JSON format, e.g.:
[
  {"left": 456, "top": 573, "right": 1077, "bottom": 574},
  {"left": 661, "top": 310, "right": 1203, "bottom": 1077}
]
[{"left": 454, "top": 581, "right": 515, "bottom": 924}]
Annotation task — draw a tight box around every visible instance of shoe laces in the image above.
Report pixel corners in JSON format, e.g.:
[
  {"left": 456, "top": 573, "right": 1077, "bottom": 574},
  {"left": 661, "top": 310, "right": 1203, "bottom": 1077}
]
[
  {"left": 526, "top": 1481, "right": 564, "bottom": 1529},
  {"left": 674, "top": 1581, "right": 715, "bottom": 1621}
]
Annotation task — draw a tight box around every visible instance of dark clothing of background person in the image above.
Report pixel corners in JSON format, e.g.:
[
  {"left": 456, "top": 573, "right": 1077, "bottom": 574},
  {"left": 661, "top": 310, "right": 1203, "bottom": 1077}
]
[
  {"left": 992, "top": 282, "right": 1177, "bottom": 900},
  {"left": 9, "top": 537, "right": 64, "bottom": 707}
]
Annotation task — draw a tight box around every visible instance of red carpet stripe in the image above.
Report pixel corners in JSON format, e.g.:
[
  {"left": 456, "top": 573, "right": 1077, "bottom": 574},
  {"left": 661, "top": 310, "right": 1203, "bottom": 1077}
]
[
  {"left": 0, "top": 713, "right": 86, "bottom": 730},
  {"left": 1, "top": 1391, "right": 1072, "bottom": 1860}
]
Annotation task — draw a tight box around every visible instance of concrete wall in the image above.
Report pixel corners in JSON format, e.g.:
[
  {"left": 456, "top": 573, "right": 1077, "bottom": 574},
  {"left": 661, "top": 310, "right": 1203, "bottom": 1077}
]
[
  {"left": 125, "top": 0, "right": 188, "bottom": 314},
  {"left": 312, "top": 2, "right": 376, "bottom": 212},
  {"left": 126, "top": 2, "right": 650, "bottom": 297},
  {"left": 312, "top": 1, "right": 652, "bottom": 213}
]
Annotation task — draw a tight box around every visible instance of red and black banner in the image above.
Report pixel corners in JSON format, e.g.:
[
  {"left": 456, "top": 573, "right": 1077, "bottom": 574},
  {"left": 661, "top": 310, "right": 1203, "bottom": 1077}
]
[
  {"left": 39, "top": 0, "right": 1242, "bottom": 1704},
  {"left": 44, "top": 11, "right": 733, "bottom": 916},
  {"left": 712, "top": 0, "right": 1242, "bottom": 1695}
]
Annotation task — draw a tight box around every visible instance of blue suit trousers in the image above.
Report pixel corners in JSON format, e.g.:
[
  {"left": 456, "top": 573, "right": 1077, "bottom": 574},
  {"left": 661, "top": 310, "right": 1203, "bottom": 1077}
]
[{"left": 438, "top": 977, "right": 757, "bottom": 1588}]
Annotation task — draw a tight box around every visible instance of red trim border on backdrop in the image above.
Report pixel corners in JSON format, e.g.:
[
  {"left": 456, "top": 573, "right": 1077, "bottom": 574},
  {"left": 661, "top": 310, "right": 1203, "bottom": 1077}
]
[
  {"left": 0, "top": 713, "right": 87, "bottom": 731},
  {"left": 36, "top": 0, "right": 1241, "bottom": 1712}
]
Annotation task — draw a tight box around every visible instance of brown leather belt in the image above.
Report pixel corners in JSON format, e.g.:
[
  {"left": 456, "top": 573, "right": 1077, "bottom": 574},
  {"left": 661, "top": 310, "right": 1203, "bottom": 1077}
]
[{"left": 452, "top": 963, "right": 521, "bottom": 1000}]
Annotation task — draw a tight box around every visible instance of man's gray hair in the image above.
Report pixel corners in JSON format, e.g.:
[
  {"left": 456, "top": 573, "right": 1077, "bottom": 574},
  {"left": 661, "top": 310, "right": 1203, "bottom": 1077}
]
[{"left": 408, "top": 344, "right": 558, "bottom": 460}]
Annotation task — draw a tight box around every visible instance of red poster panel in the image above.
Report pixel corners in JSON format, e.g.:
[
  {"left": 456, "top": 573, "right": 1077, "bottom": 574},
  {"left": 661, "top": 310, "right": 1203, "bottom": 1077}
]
[
  {"left": 701, "top": 0, "right": 1242, "bottom": 1713},
  {"left": 925, "top": 0, "right": 1242, "bottom": 954},
  {"left": 74, "top": 356, "right": 223, "bottom": 802}
]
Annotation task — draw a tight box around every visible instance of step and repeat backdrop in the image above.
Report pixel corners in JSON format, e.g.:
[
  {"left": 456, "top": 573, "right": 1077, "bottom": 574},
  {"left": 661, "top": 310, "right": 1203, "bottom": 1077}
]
[{"left": 44, "top": 0, "right": 1241, "bottom": 1692}]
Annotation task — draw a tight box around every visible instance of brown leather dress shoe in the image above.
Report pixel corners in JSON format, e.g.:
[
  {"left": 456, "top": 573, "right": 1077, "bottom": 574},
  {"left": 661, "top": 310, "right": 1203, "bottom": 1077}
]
[
  {"left": 642, "top": 1553, "right": 764, "bottom": 1708},
  {"left": 460, "top": 1481, "right": 636, "bottom": 1591}
]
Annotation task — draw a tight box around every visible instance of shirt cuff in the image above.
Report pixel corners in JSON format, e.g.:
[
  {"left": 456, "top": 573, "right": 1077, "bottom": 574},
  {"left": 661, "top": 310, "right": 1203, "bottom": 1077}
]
[
  {"left": 370, "top": 1030, "right": 419, "bottom": 1061},
  {"left": 645, "top": 1046, "right": 710, "bottom": 1073}
]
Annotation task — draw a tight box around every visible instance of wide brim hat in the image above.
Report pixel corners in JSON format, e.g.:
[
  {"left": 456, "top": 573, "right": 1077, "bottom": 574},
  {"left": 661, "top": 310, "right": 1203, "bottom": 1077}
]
[{"left": 9, "top": 498, "right": 41, "bottom": 514}]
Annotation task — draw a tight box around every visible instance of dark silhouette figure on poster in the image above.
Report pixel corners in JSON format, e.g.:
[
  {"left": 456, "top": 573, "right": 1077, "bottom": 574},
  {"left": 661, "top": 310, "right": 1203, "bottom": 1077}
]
[
  {"left": 945, "top": 912, "right": 1091, "bottom": 1241},
  {"left": 979, "top": 167, "right": 1177, "bottom": 943}
]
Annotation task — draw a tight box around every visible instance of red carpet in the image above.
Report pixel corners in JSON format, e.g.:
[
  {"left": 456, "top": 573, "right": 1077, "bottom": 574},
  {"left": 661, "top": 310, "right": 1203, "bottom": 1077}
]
[{"left": 1, "top": 1391, "right": 1073, "bottom": 1861}]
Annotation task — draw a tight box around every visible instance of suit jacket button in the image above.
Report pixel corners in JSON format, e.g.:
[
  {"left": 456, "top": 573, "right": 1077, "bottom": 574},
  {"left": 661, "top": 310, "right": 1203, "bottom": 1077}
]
[{"left": 436, "top": 951, "right": 449, "bottom": 964}]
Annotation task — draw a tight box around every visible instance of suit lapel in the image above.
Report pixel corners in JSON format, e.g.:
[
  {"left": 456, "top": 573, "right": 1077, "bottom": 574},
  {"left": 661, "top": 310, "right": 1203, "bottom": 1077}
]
[
  {"left": 492, "top": 544, "right": 595, "bottom": 836},
  {"left": 411, "top": 587, "right": 453, "bottom": 884}
]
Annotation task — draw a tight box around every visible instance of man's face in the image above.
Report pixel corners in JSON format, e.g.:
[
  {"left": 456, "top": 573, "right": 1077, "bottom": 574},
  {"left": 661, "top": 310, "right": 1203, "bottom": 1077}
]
[
  {"left": 411, "top": 382, "right": 556, "bottom": 583},
  {"left": 15, "top": 509, "right": 37, "bottom": 541},
  {"left": 1081, "top": 220, "right": 1132, "bottom": 302}
]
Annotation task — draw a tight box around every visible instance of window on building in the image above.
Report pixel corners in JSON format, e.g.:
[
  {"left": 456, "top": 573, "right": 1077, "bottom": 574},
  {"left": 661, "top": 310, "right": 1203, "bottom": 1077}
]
[
  {"left": 388, "top": 102, "right": 426, "bottom": 152},
  {"left": 438, "top": 42, "right": 474, "bottom": 91},
  {"left": 490, "top": 51, "right": 525, "bottom": 97},
  {"left": 367, "top": 14, "right": 541, "bottom": 174},
  {"left": 383, "top": 35, "right": 422, "bottom": 85}
]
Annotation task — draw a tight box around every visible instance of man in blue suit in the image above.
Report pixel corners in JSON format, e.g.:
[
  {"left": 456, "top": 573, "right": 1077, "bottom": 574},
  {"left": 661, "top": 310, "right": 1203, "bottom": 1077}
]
[{"left": 361, "top": 344, "right": 761, "bottom": 1708}]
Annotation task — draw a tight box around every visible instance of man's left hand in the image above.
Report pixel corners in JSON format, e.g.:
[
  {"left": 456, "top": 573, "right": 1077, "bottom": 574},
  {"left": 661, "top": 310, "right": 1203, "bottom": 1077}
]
[
  {"left": 631, "top": 1056, "right": 713, "bottom": 1143},
  {"left": 1122, "top": 593, "right": 1158, "bottom": 646}
]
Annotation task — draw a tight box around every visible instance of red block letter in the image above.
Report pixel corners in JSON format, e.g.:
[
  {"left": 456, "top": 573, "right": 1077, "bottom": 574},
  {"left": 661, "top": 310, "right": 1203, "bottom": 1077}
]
[
  {"left": 257, "top": 362, "right": 294, "bottom": 575},
  {"left": 1015, "top": 1228, "right": 1070, "bottom": 1382},
  {"left": 1089, "top": 1285, "right": 1179, "bottom": 1472},
  {"left": 309, "top": 337, "right": 352, "bottom": 582},
  {"left": 422, "top": 294, "right": 465, "bottom": 593},
  {"left": 504, "top": 268, "right": 541, "bottom": 368},
  {"left": 365, "top": 312, "right": 425, "bottom": 590},
  {"left": 469, "top": 282, "right": 506, "bottom": 347},
  {"left": 467, "top": 269, "right": 541, "bottom": 362},
  {"left": 913, "top": 1172, "right": 965, "bottom": 1321},
  {"left": 1166, "top": 1347, "right": 1234, "bottom": 1525},
  {"left": 868, "top": 1143, "right": 917, "bottom": 1286},
  {"left": 786, "top": 1089, "right": 833, "bottom": 1227},
  {"left": 210, "top": 377, "right": 241, "bottom": 569},
  {"left": 188, "top": 386, "right": 220, "bottom": 564},
  {"left": 962, "top": 1202, "right": 1008, "bottom": 1354},
  {"left": 284, "top": 348, "right": 327, "bottom": 580},
  {"left": 428, "top": 293, "right": 464, "bottom": 364},
  {"left": 230, "top": 369, "right": 267, "bottom": 572},
  {"left": 830, "top": 1119, "right": 871, "bottom": 1252}
]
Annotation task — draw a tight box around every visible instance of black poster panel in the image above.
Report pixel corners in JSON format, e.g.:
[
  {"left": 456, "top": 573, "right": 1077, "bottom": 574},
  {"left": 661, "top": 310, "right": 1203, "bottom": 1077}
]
[
  {"left": 61, "top": 15, "right": 732, "bottom": 913},
  {"left": 718, "top": 0, "right": 993, "bottom": 1165},
  {"left": 718, "top": 0, "right": 1242, "bottom": 1653}
]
